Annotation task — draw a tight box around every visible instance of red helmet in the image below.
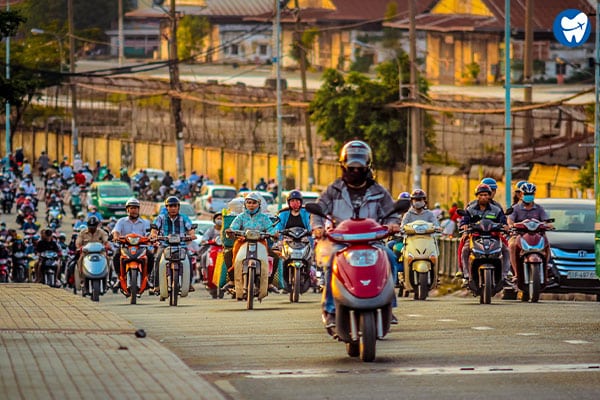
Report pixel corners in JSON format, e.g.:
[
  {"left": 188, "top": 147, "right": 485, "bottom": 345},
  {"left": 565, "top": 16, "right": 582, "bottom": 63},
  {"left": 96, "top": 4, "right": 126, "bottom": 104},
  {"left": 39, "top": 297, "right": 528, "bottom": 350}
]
[{"left": 475, "top": 183, "right": 492, "bottom": 195}]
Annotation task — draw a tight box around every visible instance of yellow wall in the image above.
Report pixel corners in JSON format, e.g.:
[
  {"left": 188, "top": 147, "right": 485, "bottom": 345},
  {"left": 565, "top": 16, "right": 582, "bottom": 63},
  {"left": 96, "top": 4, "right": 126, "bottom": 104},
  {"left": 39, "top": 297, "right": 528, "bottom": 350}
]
[{"left": 11, "top": 130, "right": 588, "bottom": 207}]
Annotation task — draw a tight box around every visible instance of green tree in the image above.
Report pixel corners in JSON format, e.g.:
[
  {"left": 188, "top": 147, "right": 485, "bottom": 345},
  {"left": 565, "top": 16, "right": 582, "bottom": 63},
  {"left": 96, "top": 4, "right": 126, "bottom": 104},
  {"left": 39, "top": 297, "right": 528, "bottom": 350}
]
[
  {"left": 576, "top": 155, "right": 594, "bottom": 190},
  {"left": 1, "top": 9, "right": 63, "bottom": 151},
  {"left": 310, "top": 55, "right": 435, "bottom": 169},
  {"left": 177, "top": 15, "right": 209, "bottom": 62}
]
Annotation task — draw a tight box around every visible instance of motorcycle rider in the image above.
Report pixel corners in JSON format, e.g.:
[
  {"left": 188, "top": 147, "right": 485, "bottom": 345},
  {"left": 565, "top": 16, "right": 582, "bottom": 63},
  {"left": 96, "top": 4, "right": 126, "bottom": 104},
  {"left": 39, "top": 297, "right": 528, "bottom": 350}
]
[
  {"left": 111, "top": 198, "right": 153, "bottom": 293},
  {"left": 311, "top": 140, "right": 400, "bottom": 328},
  {"left": 507, "top": 182, "right": 553, "bottom": 281},
  {"left": 35, "top": 228, "right": 62, "bottom": 285},
  {"left": 459, "top": 184, "right": 508, "bottom": 282},
  {"left": 198, "top": 212, "right": 223, "bottom": 282},
  {"left": 75, "top": 216, "right": 109, "bottom": 292},
  {"left": 149, "top": 196, "right": 196, "bottom": 293},
  {"left": 276, "top": 190, "right": 312, "bottom": 290},
  {"left": 73, "top": 212, "right": 87, "bottom": 230},
  {"left": 225, "top": 191, "right": 278, "bottom": 299},
  {"left": 512, "top": 180, "right": 528, "bottom": 206},
  {"left": 401, "top": 189, "right": 439, "bottom": 226},
  {"left": 86, "top": 205, "right": 104, "bottom": 223}
]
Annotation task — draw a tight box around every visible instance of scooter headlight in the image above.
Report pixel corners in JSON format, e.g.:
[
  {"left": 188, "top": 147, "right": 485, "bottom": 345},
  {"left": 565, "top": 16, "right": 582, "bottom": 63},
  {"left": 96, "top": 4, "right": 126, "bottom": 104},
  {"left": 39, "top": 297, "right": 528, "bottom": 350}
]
[
  {"left": 127, "top": 236, "right": 140, "bottom": 245},
  {"left": 344, "top": 250, "right": 378, "bottom": 267},
  {"left": 520, "top": 237, "right": 544, "bottom": 251}
]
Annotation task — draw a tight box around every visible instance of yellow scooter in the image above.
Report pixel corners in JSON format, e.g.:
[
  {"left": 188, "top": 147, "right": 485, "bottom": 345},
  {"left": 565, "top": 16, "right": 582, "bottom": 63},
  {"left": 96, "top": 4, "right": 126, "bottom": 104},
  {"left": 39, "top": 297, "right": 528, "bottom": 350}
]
[{"left": 401, "top": 220, "right": 439, "bottom": 300}]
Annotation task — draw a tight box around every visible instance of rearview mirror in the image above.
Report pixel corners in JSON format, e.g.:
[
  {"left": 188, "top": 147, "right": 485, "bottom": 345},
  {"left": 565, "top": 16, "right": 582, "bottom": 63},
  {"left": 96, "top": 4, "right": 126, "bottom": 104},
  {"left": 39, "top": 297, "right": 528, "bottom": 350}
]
[{"left": 305, "top": 203, "right": 326, "bottom": 218}]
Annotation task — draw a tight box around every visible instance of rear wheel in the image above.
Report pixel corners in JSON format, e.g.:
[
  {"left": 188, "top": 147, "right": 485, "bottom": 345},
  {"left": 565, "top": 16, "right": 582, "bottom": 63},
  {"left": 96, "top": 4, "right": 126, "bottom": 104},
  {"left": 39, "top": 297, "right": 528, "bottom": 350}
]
[
  {"left": 91, "top": 280, "right": 100, "bottom": 302},
  {"left": 246, "top": 267, "right": 255, "bottom": 310},
  {"left": 129, "top": 269, "right": 138, "bottom": 305},
  {"left": 346, "top": 341, "right": 359, "bottom": 357},
  {"left": 291, "top": 268, "right": 301, "bottom": 303},
  {"left": 359, "top": 311, "right": 377, "bottom": 362},
  {"left": 529, "top": 263, "right": 542, "bottom": 303},
  {"left": 481, "top": 268, "right": 493, "bottom": 304}
]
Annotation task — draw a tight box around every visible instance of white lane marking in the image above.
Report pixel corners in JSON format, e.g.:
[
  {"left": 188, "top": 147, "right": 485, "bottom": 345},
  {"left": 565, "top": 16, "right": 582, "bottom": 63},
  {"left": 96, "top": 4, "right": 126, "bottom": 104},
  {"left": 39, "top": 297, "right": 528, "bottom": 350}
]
[
  {"left": 564, "top": 340, "right": 591, "bottom": 344},
  {"left": 201, "top": 364, "right": 600, "bottom": 379},
  {"left": 406, "top": 314, "right": 423, "bottom": 318},
  {"left": 437, "top": 319, "right": 457, "bottom": 322},
  {"left": 516, "top": 332, "right": 539, "bottom": 336},
  {"left": 472, "top": 326, "right": 494, "bottom": 330}
]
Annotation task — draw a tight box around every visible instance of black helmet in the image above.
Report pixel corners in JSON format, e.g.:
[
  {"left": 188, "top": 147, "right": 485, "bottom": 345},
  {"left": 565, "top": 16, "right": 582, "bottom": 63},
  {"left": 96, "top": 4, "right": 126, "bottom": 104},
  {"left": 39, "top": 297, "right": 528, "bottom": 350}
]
[
  {"left": 212, "top": 212, "right": 222, "bottom": 223},
  {"left": 287, "top": 190, "right": 303, "bottom": 204},
  {"left": 164, "top": 196, "right": 180, "bottom": 207},
  {"left": 339, "top": 140, "right": 372, "bottom": 169},
  {"left": 87, "top": 216, "right": 100, "bottom": 227},
  {"left": 410, "top": 189, "right": 427, "bottom": 200}
]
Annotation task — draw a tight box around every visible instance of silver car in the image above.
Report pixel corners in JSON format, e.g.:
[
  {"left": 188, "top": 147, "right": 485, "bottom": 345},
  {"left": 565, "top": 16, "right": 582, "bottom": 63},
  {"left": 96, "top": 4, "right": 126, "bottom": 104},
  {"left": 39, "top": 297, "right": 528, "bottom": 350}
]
[{"left": 536, "top": 198, "right": 600, "bottom": 300}]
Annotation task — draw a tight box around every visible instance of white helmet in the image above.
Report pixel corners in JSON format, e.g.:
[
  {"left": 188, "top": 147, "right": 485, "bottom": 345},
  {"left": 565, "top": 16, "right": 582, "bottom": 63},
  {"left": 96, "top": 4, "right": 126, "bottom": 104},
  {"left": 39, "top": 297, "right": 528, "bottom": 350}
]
[
  {"left": 245, "top": 192, "right": 262, "bottom": 205},
  {"left": 125, "top": 198, "right": 140, "bottom": 208}
]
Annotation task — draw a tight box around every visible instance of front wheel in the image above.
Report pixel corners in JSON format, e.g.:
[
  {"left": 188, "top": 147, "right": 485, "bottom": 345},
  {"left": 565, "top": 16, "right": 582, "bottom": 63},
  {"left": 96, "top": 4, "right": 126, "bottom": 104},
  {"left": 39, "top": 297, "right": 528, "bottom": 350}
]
[
  {"left": 129, "top": 269, "right": 138, "bottom": 305},
  {"left": 91, "top": 280, "right": 100, "bottom": 302},
  {"left": 359, "top": 311, "right": 377, "bottom": 362},
  {"left": 246, "top": 267, "right": 255, "bottom": 310},
  {"left": 169, "top": 265, "right": 179, "bottom": 306},
  {"left": 290, "top": 268, "right": 301, "bottom": 303},
  {"left": 415, "top": 271, "right": 429, "bottom": 300},
  {"left": 480, "top": 268, "right": 493, "bottom": 304},
  {"left": 529, "top": 263, "right": 542, "bottom": 303}
]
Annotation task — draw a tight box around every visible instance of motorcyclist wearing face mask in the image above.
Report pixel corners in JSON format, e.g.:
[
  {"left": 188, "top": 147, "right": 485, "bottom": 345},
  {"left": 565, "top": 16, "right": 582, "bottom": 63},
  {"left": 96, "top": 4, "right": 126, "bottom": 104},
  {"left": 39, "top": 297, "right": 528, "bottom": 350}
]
[
  {"left": 311, "top": 140, "right": 401, "bottom": 329},
  {"left": 401, "top": 189, "right": 439, "bottom": 227},
  {"left": 507, "top": 182, "right": 552, "bottom": 275}
]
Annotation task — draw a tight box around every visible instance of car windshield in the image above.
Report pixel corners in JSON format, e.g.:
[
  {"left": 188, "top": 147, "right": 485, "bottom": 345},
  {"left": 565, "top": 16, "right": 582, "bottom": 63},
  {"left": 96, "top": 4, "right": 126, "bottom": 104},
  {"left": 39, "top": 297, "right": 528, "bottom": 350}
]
[
  {"left": 99, "top": 186, "right": 133, "bottom": 197},
  {"left": 160, "top": 203, "right": 196, "bottom": 219},
  {"left": 544, "top": 205, "right": 595, "bottom": 233},
  {"left": 213, "top": 189, "right": 237, "bottom": 199}
]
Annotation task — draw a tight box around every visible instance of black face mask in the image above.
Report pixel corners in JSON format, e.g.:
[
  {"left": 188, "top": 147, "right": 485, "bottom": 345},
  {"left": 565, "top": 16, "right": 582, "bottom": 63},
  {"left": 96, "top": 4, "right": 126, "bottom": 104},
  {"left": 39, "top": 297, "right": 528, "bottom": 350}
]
[{"left": 343, "top": 167, "right": 369, "bottom": 186}]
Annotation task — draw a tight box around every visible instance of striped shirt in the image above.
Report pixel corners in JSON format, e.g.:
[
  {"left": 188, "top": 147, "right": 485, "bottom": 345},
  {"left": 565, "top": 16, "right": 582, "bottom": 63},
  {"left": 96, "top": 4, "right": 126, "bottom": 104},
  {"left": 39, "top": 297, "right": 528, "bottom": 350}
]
[{"left": 153, "top": 213, "right": 193, "bottom": 236}]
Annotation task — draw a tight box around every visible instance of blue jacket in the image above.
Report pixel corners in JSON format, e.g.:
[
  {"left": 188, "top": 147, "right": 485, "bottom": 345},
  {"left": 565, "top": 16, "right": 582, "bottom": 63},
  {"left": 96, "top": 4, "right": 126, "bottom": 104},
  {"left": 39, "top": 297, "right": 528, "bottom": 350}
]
[{"left": 276, "top": 208, "right": 311, "bottom": 232}]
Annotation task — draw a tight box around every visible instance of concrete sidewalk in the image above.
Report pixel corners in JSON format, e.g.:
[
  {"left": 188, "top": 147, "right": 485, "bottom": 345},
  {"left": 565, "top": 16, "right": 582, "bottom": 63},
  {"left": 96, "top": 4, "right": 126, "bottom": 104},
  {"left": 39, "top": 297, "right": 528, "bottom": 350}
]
[{"left": 0, "top": 284, "right": 227, "bottom": 400}]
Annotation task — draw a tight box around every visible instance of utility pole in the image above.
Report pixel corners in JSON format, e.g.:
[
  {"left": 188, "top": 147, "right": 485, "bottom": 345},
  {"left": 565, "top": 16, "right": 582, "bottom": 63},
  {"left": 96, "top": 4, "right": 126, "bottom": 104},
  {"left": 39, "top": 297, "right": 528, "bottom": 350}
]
[
  {"left": 409, "top": 0, "right": 421, "bottom": 189},
  {"left": 504, "top": 0, "right": 513, "bottom": 207},
  {"left": 523, "top": 0, "right": 534, "bottom": 145},
  {"left": 293, "top": 0, "right": 314, "bottom": 191},
  {"left": 168, "top": 0, "right": 185, "bottom": 176},
  {"left": 118, "top": 0, "right": 124, "bottom": 66},
  {"left": 68, "top": 0, "right": 78, "bottom": 157},
  {"left": 275, "top": 0, "right": 284, "bottom": 208},
  {"left": 5, "top": 0, "right": 10, "bottom": 162},
  {"left": 594, "top": 0, "right": 600, "bottom": 280}
]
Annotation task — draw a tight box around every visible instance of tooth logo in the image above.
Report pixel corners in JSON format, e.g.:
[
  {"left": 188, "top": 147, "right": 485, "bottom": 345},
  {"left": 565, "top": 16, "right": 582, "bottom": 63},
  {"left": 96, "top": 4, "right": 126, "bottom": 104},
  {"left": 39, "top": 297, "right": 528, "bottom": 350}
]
[{"left": 553, "top": 9, "right": 591, "bottom": 48}]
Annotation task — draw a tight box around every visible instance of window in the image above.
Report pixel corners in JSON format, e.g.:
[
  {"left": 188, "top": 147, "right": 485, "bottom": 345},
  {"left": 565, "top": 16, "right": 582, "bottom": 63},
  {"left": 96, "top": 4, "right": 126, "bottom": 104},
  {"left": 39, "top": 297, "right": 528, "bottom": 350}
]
[
  {"left": 259, "top": 44, "right": 268, "bottom": 56},
  {"left": 230, "top": 44, "right": 239, "bottom": 55}
]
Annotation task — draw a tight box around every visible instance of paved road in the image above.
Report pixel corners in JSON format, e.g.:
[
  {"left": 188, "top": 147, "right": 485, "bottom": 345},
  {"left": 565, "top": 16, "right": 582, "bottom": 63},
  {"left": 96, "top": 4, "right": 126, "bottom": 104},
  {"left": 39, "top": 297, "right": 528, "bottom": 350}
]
[{"left": 100, "top": 287, "right": 600, "bottom": 400}]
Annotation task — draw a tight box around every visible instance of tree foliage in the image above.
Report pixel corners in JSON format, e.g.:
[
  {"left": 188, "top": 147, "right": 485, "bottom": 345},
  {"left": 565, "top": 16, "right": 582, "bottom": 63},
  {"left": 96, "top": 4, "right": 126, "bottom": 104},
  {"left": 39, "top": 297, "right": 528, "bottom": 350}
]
[
  {"left": 1, "top": 9, "right": 64, "bottom": 152},
  {"left": 575, "top": 154, "right": 594, "bottom": 190},
  {"left": 309, "top": 55, "right": 435, "bottom": 169},
  {"left": 178, "top": 15, "right": 210, "bottom": 62}
]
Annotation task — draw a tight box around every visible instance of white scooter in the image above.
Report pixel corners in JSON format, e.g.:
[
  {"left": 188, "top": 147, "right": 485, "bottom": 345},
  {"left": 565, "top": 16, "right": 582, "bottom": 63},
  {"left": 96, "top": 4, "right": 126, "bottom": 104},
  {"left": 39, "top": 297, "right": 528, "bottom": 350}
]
[{"left": 80, "top": 242, "right": 109, "bottom": 302}]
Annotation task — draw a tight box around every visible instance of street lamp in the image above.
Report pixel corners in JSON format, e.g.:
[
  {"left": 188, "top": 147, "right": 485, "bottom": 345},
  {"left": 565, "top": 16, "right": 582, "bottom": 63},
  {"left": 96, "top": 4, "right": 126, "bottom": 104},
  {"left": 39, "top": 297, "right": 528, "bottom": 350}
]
[{"left": 31, "top": 28, "right": 65, "bottom": 73}]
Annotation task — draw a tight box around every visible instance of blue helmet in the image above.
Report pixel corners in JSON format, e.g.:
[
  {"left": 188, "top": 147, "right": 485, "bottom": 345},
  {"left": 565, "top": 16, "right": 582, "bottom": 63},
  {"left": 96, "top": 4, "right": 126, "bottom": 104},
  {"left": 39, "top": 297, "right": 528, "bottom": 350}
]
[
  {"left": 480, "top": 177, "right": 497, "bottom": 190},
  {"left": 515, "top": 181, "right": 527, "bottom": 192},
  {"left": 398, "top": 191, "right": 410, "bottom": 200}
]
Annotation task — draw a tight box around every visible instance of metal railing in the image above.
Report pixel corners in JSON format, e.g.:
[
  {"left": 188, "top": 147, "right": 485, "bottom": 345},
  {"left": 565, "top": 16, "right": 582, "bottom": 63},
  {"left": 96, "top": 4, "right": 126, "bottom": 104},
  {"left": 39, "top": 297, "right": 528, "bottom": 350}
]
[{"left": 437, "top": 236, "right": 460, "bottom": 277}]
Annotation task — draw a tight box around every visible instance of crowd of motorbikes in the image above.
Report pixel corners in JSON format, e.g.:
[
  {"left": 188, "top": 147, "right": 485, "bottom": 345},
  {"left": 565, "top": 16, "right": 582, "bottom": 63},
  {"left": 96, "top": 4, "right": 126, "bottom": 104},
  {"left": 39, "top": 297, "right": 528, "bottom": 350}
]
[{"left": 0, "top": 163, "right": 557, "bottom": 363}]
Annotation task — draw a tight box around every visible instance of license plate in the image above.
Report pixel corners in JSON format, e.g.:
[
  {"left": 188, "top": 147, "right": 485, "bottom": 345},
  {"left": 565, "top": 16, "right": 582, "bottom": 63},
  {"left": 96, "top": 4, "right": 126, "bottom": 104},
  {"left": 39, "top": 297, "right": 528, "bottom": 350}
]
[{"left": 567, "top": 271, "right": 599, "bottom": 279}]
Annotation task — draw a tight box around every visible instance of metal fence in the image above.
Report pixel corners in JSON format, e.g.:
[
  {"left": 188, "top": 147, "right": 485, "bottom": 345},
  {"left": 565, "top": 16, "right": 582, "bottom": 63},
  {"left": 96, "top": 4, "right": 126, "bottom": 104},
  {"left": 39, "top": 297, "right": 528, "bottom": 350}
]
[{"left": 437, "top": 237, "right": 460, "bottom": 277}]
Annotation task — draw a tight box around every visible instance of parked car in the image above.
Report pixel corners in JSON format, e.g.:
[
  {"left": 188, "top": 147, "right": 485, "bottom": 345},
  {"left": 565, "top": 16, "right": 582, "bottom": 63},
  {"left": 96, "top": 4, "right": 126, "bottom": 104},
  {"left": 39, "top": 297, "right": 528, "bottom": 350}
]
[
  {"left": 154, "top": 201, "right": 198, "bottom": 220},
  {"left": 535, "top": 198, "right": 600, "bottom": 300},
  {"left": 195, "top": 185, "right": 238, "bottom": 213},
  {"left": 89, "top": 181, "right": 134, "bottom": 219},
  {"left": 131, "top": 168, "right": 166, "bottom": 183}
]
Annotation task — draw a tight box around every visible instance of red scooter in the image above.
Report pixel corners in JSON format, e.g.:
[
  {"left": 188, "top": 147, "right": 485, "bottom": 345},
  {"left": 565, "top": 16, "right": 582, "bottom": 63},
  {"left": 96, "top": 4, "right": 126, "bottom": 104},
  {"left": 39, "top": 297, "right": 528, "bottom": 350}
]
[
  {"left": 115, "top": 233, "right": 152, "bottom": 304},
  {"left": 306, "top": 199, "right": 409, "bottom": 362},
  {"left": 510, "top": 218, "right": 554, "bottom": 303}
]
